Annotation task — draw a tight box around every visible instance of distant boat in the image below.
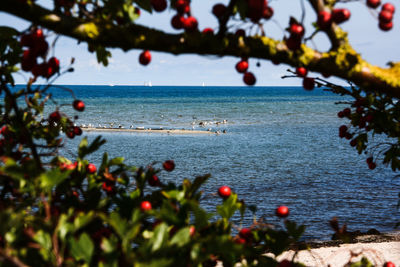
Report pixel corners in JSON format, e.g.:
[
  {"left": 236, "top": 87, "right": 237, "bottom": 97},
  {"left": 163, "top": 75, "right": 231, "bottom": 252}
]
[
  {"left": 202, "top": 82, "right": 205, "bottom": 87},
  {"left": 109, "top": 83, "right": 114, "bottom": 87},
  {"left": 144, "top": 81, "right": 152, "bottom": 87}
]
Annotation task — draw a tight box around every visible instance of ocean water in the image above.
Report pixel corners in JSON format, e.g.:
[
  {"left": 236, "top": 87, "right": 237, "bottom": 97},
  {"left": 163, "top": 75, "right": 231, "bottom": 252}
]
[{"left": 33, "top": 85, "right": 400, "bottom": 240}]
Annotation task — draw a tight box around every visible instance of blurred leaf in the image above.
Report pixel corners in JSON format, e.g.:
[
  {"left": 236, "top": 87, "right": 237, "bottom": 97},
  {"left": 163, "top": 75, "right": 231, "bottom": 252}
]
[
  {"left": 78, "top": 136, "right": 106, "bottom": 159},
  {"left": 150, "top": 223, "right": 168, "bottom": 252},
  {"left": 135, "top": 0, "right": 152, "bottom": 13},
  {"left": 109, "top": 157, "right": 125, "bottom": 166},
  {"left": 39, "top": 168, "right": 69, "bottom": 190},
  {"left": 0, "top": 26, "right": 19, "bottom": 38},
  {"left": 69, "top": 233, "right": 94, "bottom": 263},
  {"left": 170, "top": 227, "right": 190, "bottom": 247},
  {"left": 217, "top": 194, "right": 240, "bottom": 219},
  {"left": 235, "top": 0, "right": 248, "bottom": 20}
]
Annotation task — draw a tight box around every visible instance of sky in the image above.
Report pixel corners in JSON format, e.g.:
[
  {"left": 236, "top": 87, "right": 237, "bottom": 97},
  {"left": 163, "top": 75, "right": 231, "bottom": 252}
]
[{"left": 1, "top": 0, "right": 400, "bottom": 86}]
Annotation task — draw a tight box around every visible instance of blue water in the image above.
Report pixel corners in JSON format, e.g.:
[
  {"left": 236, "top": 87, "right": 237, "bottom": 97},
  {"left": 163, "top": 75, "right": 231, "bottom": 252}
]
[{"left": 26, "top": 85, "right": 400, "bottom": 240}]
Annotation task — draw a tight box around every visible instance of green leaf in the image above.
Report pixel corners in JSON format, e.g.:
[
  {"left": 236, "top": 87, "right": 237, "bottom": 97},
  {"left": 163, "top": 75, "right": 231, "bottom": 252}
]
[
  {"left": 135, "top": 0, "right": 152, "bottom": 13},
  {"left": 39, "top": 168, "right": 70, "bottom": 190},
  {"left": 78, "top": 136, "right": 106, "bottom": 159},
  {"left": 69, "top": 233, "right": 94, "bottom": 263},
  {"left": 235, "top": 0, "right": 248, "bottom": 20},
  {"left": 216, "top": 194, "right": 240, "bottom": 219},
  {"left": 109, "top": 157, "right": 125, "bottom": 166},
  {"left": 170, "top": 227, "right": 190, "bottom": 247},
  {"left": 150, "top": 223, "right": 168, "bottom": 252},
  {"left": 109, "top": 212, "right": 128, "bottom": 238}
]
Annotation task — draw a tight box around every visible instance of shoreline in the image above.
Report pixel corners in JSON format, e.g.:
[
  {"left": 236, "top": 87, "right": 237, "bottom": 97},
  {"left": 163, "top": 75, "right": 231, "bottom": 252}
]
[
  {"left": 82, "top": 127, "right": 221, "bottom": 135},
  {"left": 277, "top": 232, "right": 400, "bottom": 266}
]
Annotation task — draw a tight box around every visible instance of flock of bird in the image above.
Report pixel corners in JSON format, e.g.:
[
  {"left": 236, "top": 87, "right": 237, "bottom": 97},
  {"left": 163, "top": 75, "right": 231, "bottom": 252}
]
[{"left": 77, "top": 119, "right": 228, "bottom": 134}]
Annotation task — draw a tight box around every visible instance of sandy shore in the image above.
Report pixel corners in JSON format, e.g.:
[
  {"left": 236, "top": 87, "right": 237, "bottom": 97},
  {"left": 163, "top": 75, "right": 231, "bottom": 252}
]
[
  {"left": 275, "top": 233, "right": 400, "bottom": 266},
  {"left": 277, "top": 241, "right": 400, "bottom": 266},
  {"left": 82, "top": 127, "right": 218, "bottom": 135}
]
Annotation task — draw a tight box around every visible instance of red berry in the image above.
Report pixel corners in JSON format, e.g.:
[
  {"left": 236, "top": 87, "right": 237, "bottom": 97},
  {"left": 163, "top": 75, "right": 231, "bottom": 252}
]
[
  {"left": 337, "top": 111, "right": 345, "bottom": 118},
  {"left": 87, "top": 163, "right": 97, "bottom": 174},
  {"left": 31, "top": 63, "right": 47, "bottom": 78},
  {"left": 183, "top": 16, "right": 198, "bottom": 32},
  {"left": 368, "top": 162, "right": 377, "bottom": 170},
  {"left": 171, "top": 15, "right": 184, "bottom": 30},
  {"left": 278, "top": 260, "right": 293, "bottom": 267},
  {"left": 317, "top": 11, "right": 332, "bottom": 30},
  {"left": 366, "top": 157, "right": 374, "bottom": 164},
  {"left": 276, "top": 205, "right": 290, "bottom": 218},
  {"left": 32, "top": 39, "right": 49, "bottom": 57},
  {"left": 212, "top": 3, "right": 227, "bottom": 19},
  {"left": 367, "top": 0, "right": 381, "bottom": 8},
  {"left": 235, "top": 238, "right": 247, "bottom": 244},
  {"left": 263, "top": 6, "right": 274, "bottom": 19},
  {"left": 218, "top": 186, "right": 231, "bottom": 199},
  {"left": 339, "top": 125, "right": 348, "bottom": 133},
  {"left": 235, "top": 60, "right": 249, "bottom": 73},
  {"left": 73, "top": 100, "right": 85, "bottom": 112},
  {"left": 20, "top": 34, "right": 34, "bottom": 47},
  {"left": 247, "top": 0, "right": 267, "bottom": 22},
  {"left": 48, "top": 57, "right": 60, "bottom": 72},
  {"left": 21, "top": 50, "right": 37, "bottom": 71},
  {"left": 140, "top": 201, "right": 152, "bottom": 212},
  {"left": 243, "top": 72, "right": 256, "bottom": 86},
  {"left": 343, "top": 108, "right": 351, "bottom": 117},
  {"left": 384, "top": 261, "right": 396, "bottom": 267},
  {"left": 235, "top": 29, "right": 245, "bottom": 37},
  {"left": 102, "top": 181, "right": 114, "bottom": 192},
  {"left": 148, "top": 174, "right": 161, "bottom": 186},
  {"left": 290, "top": 23, "right": 304, "bottom": 37},
  {"left": 379, "top": 10, "right": 393, "bottom": 23},
  {"left": 350, "top": 139, "right": 357, "bottom": 147},
  {"left": 302, "top": 77, "right": 315, "bottom": 91},
  {"left": 73, "top": 126, "right": 82, "bottom": 136},
  {"left": 49, "top": 111, "right": 61, "bottom": 122},
  {"left": 163, "top": 160, "right": 175, "bottom": 172},
  {"left": 379, "top": 21, "right": 393, "bottom": 31},
  {"left": 202, "top": 28, "right": 214, "bottom": 34},
  {"left": 139, "top": 50, "right": 151, "bottom": 66},
  {"left": 296, "top": 67, "right": 307, "bottom": 77},
  {"left": 382, "top": 2, "right": 395, "bottom": 13},
  {"left": 175, "top": 0, "right": 190, "bottom": 14},
  {"left": 286, "top": 35, "right": 301, "bottom": 50},
  {"left": 151, "top": 0, "right": 167, "bottom": 12},
  {"left": 66, "top": 130, "right": 75, "bottom": 139},
  {"left": 332, "top": 8, "right": 351, "bottom": 24},
  {"left": 189, "top": 226, "right": 195, "bottom": 237},
  {"left": 239, "top": 228, "right": 252, "bottom": 240}
]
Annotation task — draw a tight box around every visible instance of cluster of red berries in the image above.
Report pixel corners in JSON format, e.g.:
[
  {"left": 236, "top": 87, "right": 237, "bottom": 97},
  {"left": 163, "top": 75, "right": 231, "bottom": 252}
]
[
  {"left": 213, "top": 0, "right": 273, "bottom": 24},
  {"left": 235, "top": 58, "right": 256, "bottom": 86},
  {"left": 48, "top": 99, "right": 85, "bottom": 139},
  {"left": 296, "top": 67, "right": 315, "bottom": 91},
  {"left": 170, "top": 0, "right": 198, "bottom": 32},
  {"left": 317, "top": 8, "right": 351, "bottom": 30},
  {"left": 235, "top": 228, "right": 253, "bottom": 245},
  {"left": 366, "top": 0, "right": 395, "bottom": 30},
  {"left": 20, "top": 29, "right": 60, "bottom": 79}
]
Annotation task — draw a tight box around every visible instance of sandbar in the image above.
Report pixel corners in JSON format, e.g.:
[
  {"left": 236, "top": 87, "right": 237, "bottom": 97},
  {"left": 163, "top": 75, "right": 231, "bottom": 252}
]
[{"left": 82, "top": 127, "right": 217, "bottom": 135}]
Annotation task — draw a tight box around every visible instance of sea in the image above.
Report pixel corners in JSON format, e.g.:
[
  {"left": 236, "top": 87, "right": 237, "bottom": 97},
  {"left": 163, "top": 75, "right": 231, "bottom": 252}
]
[{"left": 31, "top": 85, "right": 400, "bottom": 240}]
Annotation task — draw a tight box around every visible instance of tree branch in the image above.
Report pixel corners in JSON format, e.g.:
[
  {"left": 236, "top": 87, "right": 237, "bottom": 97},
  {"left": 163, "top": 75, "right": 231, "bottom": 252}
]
[{"left": 1, "top": 0, "right": 400, "bottom": 98}]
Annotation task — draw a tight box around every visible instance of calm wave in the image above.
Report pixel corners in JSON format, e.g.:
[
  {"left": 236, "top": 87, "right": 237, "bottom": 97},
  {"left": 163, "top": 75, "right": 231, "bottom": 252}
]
[{"left": 21, "top": 85, "right": 400, "bottom": 240}]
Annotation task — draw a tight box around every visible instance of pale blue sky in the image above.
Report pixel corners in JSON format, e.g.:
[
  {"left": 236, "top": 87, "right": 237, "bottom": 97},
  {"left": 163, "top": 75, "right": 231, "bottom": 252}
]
[{"left": 1, "top": 0, "right": 399, "bottom": 86}]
